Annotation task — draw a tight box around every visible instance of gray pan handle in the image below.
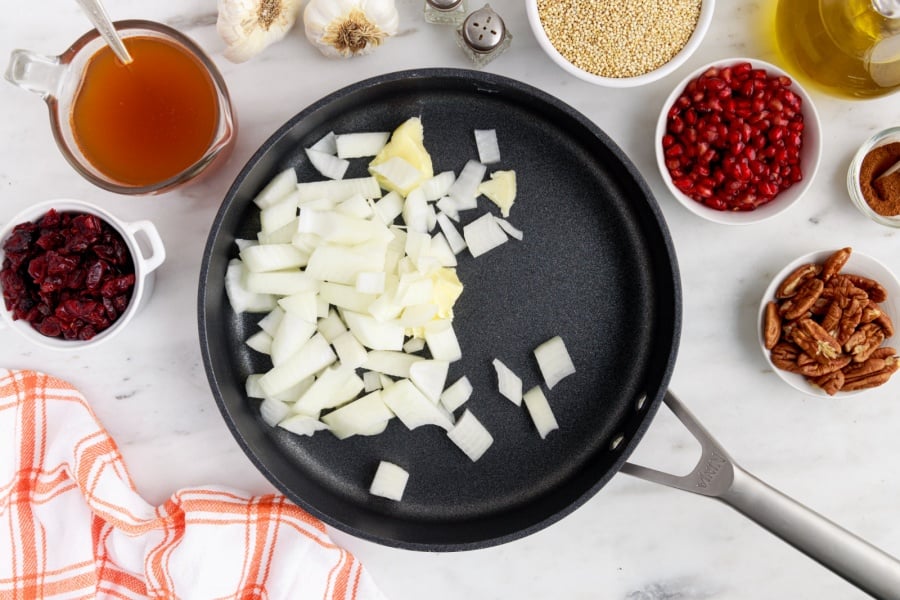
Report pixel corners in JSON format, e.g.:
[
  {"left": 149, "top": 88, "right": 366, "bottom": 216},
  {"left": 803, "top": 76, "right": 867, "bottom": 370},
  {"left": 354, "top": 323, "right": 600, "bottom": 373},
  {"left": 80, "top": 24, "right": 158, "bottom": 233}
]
[{"left": 621, "top": 392, "right": 900, "bottom": 599}]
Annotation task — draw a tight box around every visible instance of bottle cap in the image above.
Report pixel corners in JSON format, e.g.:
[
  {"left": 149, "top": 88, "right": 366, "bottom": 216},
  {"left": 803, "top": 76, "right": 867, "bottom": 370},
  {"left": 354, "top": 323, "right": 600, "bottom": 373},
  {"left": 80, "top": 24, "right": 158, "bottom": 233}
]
[
  {"left": 427, "top": 0, "right": 462, "bottom": 10},
  {"left": 462, "top": 5, "right": 505, "bottom": 53}
]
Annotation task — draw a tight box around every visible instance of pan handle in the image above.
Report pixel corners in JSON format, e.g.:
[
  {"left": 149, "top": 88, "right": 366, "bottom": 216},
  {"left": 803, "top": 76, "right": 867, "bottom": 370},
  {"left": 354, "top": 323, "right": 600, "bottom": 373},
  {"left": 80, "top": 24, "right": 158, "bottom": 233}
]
[{"left": 621, "top": 391, "right": 900, "bottom": 600}]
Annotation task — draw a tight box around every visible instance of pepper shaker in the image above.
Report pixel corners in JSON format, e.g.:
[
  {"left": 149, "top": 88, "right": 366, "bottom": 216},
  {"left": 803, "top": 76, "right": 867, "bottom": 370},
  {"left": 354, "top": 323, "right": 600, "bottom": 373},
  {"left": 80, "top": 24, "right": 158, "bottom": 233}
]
[
  {"left": 424, "top": 0, "right": 467, "bottom": 25},
  {"left": 455, "top": 4, "right": 511, "bottom": 68}
]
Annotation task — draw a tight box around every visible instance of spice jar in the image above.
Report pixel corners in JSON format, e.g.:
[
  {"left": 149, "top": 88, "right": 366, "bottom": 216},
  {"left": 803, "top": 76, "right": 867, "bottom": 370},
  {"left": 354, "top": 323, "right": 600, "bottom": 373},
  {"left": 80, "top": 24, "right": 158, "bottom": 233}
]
[
  {"left": 424, "top": 0, "right": 467, "bottom": 25},
  {"left": 455, "top": 4, "right": 511, "bottom": 68},
  {"left": 848, "top": 126, "right": 900, "bottom": 226}
]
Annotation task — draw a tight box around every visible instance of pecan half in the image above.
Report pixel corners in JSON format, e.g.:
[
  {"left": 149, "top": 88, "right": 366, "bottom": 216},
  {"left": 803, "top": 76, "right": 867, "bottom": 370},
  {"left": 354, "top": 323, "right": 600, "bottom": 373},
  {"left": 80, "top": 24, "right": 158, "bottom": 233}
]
[
  {"left": 841, "top": 358, "right": 899, "bottom": 391},
  {"left": 875, "top": 310, "right": 895, "bottom": 338},
  {"left": 780, "top": 277, "right": 825, "bottom": 320},
  {"left": 843, "top": 274, "right": 887, "bottom": 303},
  {"left": 861, "top": 301, "right": 881, "bottom": 324},
  {"left": 812, "top": 370, "right": 844, "bottom": 396},
  {"left": 763, "top": 301, "right": 781, "bottom": 349},
  {"left": 820, "top": 301, "right": 842, "bottom": 337},
  {"left": 770, "top": 342, "right": 801, "bottom": 372},
  {"left": 821, "top": 247, "right": 852, "bottom": 281},
  {"left": 776, "top": 263, "right": 821, "bottom": 299},
  {"left": 797, "top": 354, "right": 851, "bottom": 377},
  {"left": 844, "top": 323, "right": 885, "bottom": 363},
  {"left": 792, "top": 318, "right": 842, "bottom": 364},
  {"left": 836, "top": 297, "right": 864, "bottom": 345}
]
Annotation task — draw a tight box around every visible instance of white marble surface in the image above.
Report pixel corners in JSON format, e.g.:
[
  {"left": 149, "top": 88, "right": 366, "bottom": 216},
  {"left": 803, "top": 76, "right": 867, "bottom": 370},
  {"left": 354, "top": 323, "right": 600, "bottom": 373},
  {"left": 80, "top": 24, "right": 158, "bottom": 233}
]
[{"left": 2, "top": 1, "right": 900, "bottom": 598}]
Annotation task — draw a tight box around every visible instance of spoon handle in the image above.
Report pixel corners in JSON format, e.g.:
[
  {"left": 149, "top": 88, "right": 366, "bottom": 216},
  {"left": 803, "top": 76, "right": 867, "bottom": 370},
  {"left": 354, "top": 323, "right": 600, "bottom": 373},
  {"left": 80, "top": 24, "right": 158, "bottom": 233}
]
[{"left": 74, "top": 0, "right": 133, "bottom": 64}]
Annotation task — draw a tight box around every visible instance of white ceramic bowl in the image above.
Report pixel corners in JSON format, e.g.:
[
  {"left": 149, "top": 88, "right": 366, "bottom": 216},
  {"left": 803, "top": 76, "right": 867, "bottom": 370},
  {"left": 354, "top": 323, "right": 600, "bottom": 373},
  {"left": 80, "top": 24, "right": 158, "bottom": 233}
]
[
  {"left": 525, "top": 0, "right": 715, "bottom": 88},
  {"left": 0, "top": 199, "right": 165, "bottom": 350},
  {"left": 847, "top": 126, "right": 900, "bottom": 228},
  {"left": 757, "top": 249, "right": 900, "bottom": 398},
  {"left": 655, "top": 57, "right": 822, "bottom": 225}
]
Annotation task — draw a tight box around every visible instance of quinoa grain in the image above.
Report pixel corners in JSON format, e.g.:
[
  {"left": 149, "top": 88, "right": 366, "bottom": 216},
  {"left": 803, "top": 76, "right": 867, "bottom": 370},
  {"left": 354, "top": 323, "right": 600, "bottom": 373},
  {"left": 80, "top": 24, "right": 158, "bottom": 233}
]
[{"left": 537, "top": 0, "right": 702, "bottom": 79}]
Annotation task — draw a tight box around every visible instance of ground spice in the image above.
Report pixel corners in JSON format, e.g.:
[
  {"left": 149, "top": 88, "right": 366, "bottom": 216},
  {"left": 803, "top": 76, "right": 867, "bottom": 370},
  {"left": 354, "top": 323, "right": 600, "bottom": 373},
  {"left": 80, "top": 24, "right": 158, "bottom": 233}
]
[
  {"left": 536, "top": 0, "right": 701, "bottom": 78},
  {"left": 860, "top": 142, "right": 900, "bottom": 216}
]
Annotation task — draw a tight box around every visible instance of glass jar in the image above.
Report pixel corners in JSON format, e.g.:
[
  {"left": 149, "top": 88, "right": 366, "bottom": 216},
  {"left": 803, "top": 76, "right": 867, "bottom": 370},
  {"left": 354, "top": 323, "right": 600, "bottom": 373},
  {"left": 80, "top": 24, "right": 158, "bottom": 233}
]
[
  {"left": 455, "top": 4, "right": 511, "bottom": 68},
  {"left": 424, "top": 0, "right": 467, "bottom": 25}
]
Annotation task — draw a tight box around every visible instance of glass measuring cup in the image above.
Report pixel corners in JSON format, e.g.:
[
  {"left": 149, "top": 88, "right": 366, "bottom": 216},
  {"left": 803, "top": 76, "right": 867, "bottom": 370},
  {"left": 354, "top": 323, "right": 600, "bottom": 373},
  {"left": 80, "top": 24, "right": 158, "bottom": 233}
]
[{"left": 4, "top": 20, "right": 236, "bottom": 195}]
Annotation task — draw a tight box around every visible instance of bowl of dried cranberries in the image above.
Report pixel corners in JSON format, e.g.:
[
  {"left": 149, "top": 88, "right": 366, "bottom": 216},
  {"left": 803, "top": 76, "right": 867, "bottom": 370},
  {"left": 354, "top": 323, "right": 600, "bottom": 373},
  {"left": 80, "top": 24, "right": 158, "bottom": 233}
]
[
  {"left": 0, "top": 199, "right": 166, "bottom": 349},
  {"left": 656, "top": 58, "right": 822, "bottom": 224}
]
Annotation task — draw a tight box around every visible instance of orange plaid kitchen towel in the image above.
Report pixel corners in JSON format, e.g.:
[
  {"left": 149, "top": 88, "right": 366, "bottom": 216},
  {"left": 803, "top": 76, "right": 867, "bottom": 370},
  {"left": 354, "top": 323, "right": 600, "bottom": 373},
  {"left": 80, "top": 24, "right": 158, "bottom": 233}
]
[{"left": 0, "top": 369, "right": 386, "bottom": 599}]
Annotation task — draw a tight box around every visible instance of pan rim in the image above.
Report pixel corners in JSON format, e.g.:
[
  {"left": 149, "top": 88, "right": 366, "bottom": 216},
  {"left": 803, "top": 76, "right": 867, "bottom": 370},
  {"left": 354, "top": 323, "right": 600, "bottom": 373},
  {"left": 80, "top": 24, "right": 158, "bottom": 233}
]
[{"left": 198, "top": 67, "right": 683, "bottom": 551}]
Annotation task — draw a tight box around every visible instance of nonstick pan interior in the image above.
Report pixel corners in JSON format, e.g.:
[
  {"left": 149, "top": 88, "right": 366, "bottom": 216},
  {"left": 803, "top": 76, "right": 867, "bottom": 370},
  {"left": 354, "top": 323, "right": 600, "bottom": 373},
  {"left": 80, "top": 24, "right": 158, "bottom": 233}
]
[{"left": 199, "top": 69, "right": 681, "bottom": 550}]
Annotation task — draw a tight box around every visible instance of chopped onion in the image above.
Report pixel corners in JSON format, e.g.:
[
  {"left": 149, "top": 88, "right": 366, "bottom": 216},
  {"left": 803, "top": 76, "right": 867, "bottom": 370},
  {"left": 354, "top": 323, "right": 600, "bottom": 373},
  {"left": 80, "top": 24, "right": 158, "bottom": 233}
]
[
  {"left": 225, "top": 259, "right": 277, "bottom": 314},
  {"left": 253, "top": 168, "right": 297, "bottom": 209},
  {"left": 316, "top": 308, "right": 347, "bottom": 342},
  {"left": 409, "top": 359, "right": 449, "bottom": 404},
  {"left": 370, "top": 157, "right": 424, "bottom": 194},
  {"left": 448, "top": 160, "right": 486, "bottom": 208},
  {"left": 439, "top": 376, "right": 472, "bottom": 413},
  {"left": 258, "top": 218, "right": 299, "bottom": 245},
  {"left": 259, "top": 397, "right": 292, "bottom": 427},
  {"left": 245, "top": 271, "right": 317, "bottom": 297},
  {"left": 270, "top": 312, "right": 317, "bottom": 366},
  {"left": 259, "top": 333, "right": 336, "bottom": 397},
  {"left": 342, "top": 311, "right": 405, "bottom": 351},
  {"left": 401, "top": 188, "right": 429, "bottom": 233},
  {"left": 305, "top": 147, "right": 349, "bottom": 180},
  {"left": 369, "top": 461, "right": 409, "bottom": 501},
  {"left": 363, "top": 370, "right": 383, "bottom": 392},
  {"left": 296, "top": 177, "right": 382, "bottom": 204},
  {"left": 321, "top": 390, "right": 394, "bottom": 440},
  {"left": 436, "top": 213, "right": 467, "bottom": 255},
  {"left": 318, "top": 282, "right": 375, "bottom": 314},
  {"left": 494, "top": 217, "right": 524, "bottom": 241},
  {"left": 245, "top": 330, "right": 272, "bottom": 355},
  {"left": 373, "top": 191, "right": 404, "bottom": 224},
  {"left": 245, "top": 374, "right": 265, "bottom": 399},
  {"left": 381, "top": 379, "right": 454, "bottom": 431},
  {"left": 463, "top": 213, "right": 508, "bottom": 258},
  {"left": 364, "top": 350, "right": 424, "bottom": 378},
  {"left": 474, "top": 129, "right": 501, "bottom": 164},
  {"left": 309, "top": 131, "right": 337, "bottom": 154},
  {"left": 332, "top": 330, "right": 368, "bottom": 369},
  {"left": 356, "top": 271, "right": 386, "bottom": 294},
  {"left": 492, "top": 358, "right": 522, "bottom": 406},
  {"left": 522, "top": 386, "right": 558, "bottom": 439},
  {"left": 336, "top": 132, "right": 390, "bottom": 159},
  {"left": 305, "top": 244, "right": 387, "bottom": 286},
  {"left": 477, "top": 170, "right": 517, "bottom": 217},
  {"left": 436, "top": 198, "right": 460, "bottom": 222},
  {"left": 423, "top": 320, "right": 462, "bottom": 362},
  {"left": 240, "top": 243, "right": 307, "bottom": 273},
  {"left": 447, "top": 410, "right": 493, "bottom": 462},
  {"left": 260, "top": 192, "right": 300, "bottom": 233},
  {"left": 402, "top": 337, "right": 426, "bottom": 353},
  {"left": 428, "top": 233, "right": 457, "bottom": 267},
  {"left": 534, "top": 336, "right": 576, "bottom": 389},
  {"left": 277, "top": 291, "right": 318, "bottom": 323},
  {"left": 293, "top": 365, "right": 359, "bottom": 415},
  {"left": 420, "top": 171, "right": 456, "bottom": 201},
  {"left": 278, "top": 414, "right": 329, "bottom": 437}
]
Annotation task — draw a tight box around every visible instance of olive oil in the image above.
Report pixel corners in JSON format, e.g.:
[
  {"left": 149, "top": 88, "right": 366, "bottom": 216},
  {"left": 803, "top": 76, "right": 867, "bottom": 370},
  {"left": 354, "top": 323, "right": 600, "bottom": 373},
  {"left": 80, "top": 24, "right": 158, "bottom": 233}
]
[
  {"left": 774, "top": 0, "right": 900, "bottom": 98},
  {"left": 71, "top": 36, "right": 219, "bottom": 186}
]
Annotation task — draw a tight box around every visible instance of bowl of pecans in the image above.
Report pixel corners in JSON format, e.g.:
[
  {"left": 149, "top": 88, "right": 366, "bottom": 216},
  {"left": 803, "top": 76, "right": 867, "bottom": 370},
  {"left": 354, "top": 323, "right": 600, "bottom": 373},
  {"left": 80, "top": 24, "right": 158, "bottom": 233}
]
[
  {"left": 0, "top": 199, "right": 166, "bottom": 350},
  {"left": 525, "top": 0, "right": 715, "bottom": 88},
  {"left": 758, "top": 247, "right": 900, "bottom": 397},
  {"left": 656, "top": 58, "right": 822, "bottom": 225}
]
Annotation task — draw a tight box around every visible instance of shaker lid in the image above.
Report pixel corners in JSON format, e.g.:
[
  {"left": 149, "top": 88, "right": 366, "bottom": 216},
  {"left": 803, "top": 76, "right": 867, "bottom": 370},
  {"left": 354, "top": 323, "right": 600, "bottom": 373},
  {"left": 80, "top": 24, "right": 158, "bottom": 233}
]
[
  {"left": 462, "top": 5, "right": 506, "bottom": 53},
  {"left": 872, "top": 0, "right": 900, "bottom": 18},
  {"left": 427, "top": 0, "right": 462, "bottom": 10}
]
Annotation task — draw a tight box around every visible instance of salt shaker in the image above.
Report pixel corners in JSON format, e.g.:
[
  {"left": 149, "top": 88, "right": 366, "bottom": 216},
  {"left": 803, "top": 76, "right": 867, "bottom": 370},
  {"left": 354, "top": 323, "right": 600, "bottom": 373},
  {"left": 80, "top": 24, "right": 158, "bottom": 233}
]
[
  {"left": 455, "top": 4, "right": 511, "bottom": 68},
  {"left": 424, "top": 0, "right": 467, "bottom": 25}
]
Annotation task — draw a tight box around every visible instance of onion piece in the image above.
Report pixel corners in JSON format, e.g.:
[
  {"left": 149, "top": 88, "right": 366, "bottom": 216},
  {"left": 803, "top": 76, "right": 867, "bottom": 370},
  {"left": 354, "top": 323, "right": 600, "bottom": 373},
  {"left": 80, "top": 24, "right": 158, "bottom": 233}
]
[
  {"left": 523, "top": 386, "right": 558, "bottom": 439},
  {"left": 277, "top": 291, "right": 318, "bottom": 323},
  {"left": 270, "top": 312, "right": 317, "bottom": 366},
  {"left": 278, "top": 414, "right": 329, "bottom": 437},
  {"left": 463, "top": 213, "right": 508, "bottom": 258},
  {"left": 316, "top": 308, "right": 347, "bottom": 342},
  {"left": 371, "top": 157, "right": 424, "bottom": 194},
  {"left": 355, "top": 271, "right": 386, "bottom": 294},
  {"left": 293, "top": 365, "right": 359, "bottom": 415},
  {"left": 258, "top": 218, "right": 300, "bottom": 245},
  {"left": 296, "top": 177, "right": 382, "bottom": 204},
  {"left": 240, "top": 243, "right": 307, "bottom": 273},
  {"left": 409, "top": 359, "right": 450, "bottom": 404},
  {"left": 436, "top": 198, "right": 460, "bottom": 222},
  {"left": 428, "top": 233, "right": 457, "bottom": 267},
  {"left": 253, "top": 168, "right": 297, "bottom": 209},
  {"left": 309, "top": 131, "right": 337, "bottom": 154},
  {"left": 402, "top": 337, "right": 426, "bottom": 353},
  {"left": 297, "top": 208, "right": 389, "bottom": 245},
  {"left": 245, "top": 374, "right": 265, "bottom": 399},
  {"left": 381, "top": 379, "right": 454, "bottom": 431},
  {"left": 257, "top": 306, "right": 285, "bottom": 336},
  {"left": 305, "top": 243, "right": 387, "bottom": 286},
  {"left": 305, "top": 147, "right": 349, "bottom": 180},
  {"left": 244, "top": 271, "right": 317, "bottom": 296},
  {"left": 364, "top": 350, "right": 425, "bottom": 378},
  {"left": 259, "top": 397, "right": 292, "bottom": 427},
  {"left": 424, "top": 320, "right": 462, "bottom": 362},
  {"left": 363, "top": 370, "right": 383, "bottom": 392},
  {"left": 336, "top": 194, "right": 374, "bottom": 219},
  {"left": 225, "top": 259, "right": 277, "bottom": 314},
  {"left": 494, "top": 217, "right": 523, "bottom": 241},
  {"left": 420, "top": 171, "right": 456, "bottom": 201},
  {"left": 439, "top": 376, "right": 472, "bottom": 413},
  {"left": 336, "top": 132, "right": 390, "bottom": 159},
  {"left": 321, "top": 390, "right": 394, "bottom": 440},
  {"left": 477, "top": 170, "right": 517, "bottom": 217},
  {"left": 447, "top": 410, "right": 493, "bottom": 462},
  {"left": 260, "top": 192, "right": 300, "bottom": 233},
  {"left": 245, "top": 330, "right": 272, "bottom": 355},
  {"left": 492, "top": 359, "right": 522, "bottom": 406},
  {"left": 436, "top": 213, "right": 467, "bottom": 255},
  {"left": 259, "top": 333, "right": 336, "bottom": 397},
  {"left": 474, "top": 129, "right": 501, "bottom": 164},
  {"left": 343, "top": 311, "right": 405, "bottom": 351},
  {"left": 318, "top": 282, "right": 375, "bottom": 314},
  {"left": 401, "top": 188, "right": 429, "bottom": 233},
  {"left": 332, "top": 330, "right": 368, "bottom": 369},
  {"left": 534, "top": 336, "right": 576, "bottom": 389},
  {"left": 369, "top": 461, "right": 409, "bottom": 501},
  {"left": 448, "top": 160, "right": 486, "bottom": 208},
  {"left": 373, "top": 191, "right": 404, "bottom": 224}
]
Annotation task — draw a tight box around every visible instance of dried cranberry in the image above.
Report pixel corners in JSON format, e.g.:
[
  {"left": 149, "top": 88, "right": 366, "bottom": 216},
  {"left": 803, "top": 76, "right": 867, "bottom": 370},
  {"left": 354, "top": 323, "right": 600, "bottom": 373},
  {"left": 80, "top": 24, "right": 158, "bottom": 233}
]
[{"left": 0, "top": 209, "right": 135, "bottom": 340}]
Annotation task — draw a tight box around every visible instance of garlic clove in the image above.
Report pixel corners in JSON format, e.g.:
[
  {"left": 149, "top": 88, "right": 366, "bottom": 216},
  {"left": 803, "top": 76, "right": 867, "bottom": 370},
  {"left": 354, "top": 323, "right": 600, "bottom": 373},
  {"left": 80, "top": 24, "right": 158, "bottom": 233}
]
[
  {"left": 304, "top": 0, "right": 400, "bottom": 59},
  {"left": 217, "top": 0, "right": 303, "bottom": 63}
]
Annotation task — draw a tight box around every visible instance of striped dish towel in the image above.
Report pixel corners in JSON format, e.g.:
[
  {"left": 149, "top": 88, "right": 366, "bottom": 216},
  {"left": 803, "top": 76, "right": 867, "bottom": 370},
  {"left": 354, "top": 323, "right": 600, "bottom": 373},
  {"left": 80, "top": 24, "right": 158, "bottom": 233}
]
[{"left": 0, "top": 369, "right": 385, "bottom": 599}]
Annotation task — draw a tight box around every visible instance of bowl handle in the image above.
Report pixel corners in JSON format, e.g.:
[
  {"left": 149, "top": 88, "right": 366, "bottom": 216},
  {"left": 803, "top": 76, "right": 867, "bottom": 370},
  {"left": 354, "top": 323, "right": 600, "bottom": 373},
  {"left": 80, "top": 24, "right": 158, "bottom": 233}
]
[
  {"left": 125, "top": 220, "right": 166, "bottom": 274},
  {"left": 621, "top": 391, "right": 900, "bottom": 599}
]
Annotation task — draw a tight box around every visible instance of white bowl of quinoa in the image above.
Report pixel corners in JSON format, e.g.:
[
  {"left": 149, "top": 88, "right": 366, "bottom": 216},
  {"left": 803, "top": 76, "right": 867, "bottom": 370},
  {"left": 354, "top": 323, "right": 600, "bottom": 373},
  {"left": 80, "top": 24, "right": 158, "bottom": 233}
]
[{"left": 526, "top": 0, "right": 714, "bottom": 87}]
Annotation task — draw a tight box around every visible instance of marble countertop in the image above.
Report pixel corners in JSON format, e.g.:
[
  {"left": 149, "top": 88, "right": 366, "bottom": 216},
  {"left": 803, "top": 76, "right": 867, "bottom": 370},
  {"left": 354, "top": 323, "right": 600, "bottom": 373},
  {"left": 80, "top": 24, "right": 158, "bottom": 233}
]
[{"left": 2, "top": 1, "right": 900, "bottom": 598}]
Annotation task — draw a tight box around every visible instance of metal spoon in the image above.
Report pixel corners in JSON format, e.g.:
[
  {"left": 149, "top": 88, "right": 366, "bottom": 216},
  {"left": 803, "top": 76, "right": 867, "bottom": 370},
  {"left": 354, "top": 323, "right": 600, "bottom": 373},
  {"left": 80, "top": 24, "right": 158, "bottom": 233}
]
[{"left": 75, "top": 0, "right": 133, "bottom": 64}]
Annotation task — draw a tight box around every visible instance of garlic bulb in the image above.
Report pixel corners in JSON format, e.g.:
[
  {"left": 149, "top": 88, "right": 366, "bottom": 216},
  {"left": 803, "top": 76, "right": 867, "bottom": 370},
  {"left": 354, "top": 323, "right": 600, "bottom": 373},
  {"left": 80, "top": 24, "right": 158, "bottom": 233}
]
[
  {"left": 304, "top": 0, "right": 399, "bottom": 58},
  {"left": 217, "top": 0, "right": 303, "bottom": 63}
]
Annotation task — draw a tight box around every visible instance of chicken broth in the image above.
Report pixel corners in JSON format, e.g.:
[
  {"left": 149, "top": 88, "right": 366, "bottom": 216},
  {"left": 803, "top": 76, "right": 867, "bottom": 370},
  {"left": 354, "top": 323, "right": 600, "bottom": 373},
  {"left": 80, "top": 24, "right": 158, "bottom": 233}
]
[{"left": 70, "top": 36, "right": 219, "bottom": 187}]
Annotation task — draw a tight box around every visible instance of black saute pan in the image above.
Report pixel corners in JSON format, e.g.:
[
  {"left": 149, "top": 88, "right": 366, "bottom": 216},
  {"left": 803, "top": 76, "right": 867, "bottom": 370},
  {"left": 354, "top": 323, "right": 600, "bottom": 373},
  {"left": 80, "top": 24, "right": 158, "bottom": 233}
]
[{"left": 199, "top": 69, "right": 900, "bottom": 598}]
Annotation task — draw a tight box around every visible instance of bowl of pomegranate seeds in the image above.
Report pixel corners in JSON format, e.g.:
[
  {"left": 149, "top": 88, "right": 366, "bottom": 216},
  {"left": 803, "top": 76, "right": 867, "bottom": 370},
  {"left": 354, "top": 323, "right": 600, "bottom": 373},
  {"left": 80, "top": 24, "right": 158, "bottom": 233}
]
[
  {"left": 0, "top": 199, "right": 165, "bottom": 349},
  {"left": 656, "top": 58, "right": 822, "bottom": 224}
]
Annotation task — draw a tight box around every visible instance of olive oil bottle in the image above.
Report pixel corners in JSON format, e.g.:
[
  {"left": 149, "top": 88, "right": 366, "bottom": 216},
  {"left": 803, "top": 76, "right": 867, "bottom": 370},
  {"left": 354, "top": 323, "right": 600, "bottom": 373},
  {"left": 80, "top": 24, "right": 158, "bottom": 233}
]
[{"left": 774, "top": 0, "right": 900, "bottom": 98}]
